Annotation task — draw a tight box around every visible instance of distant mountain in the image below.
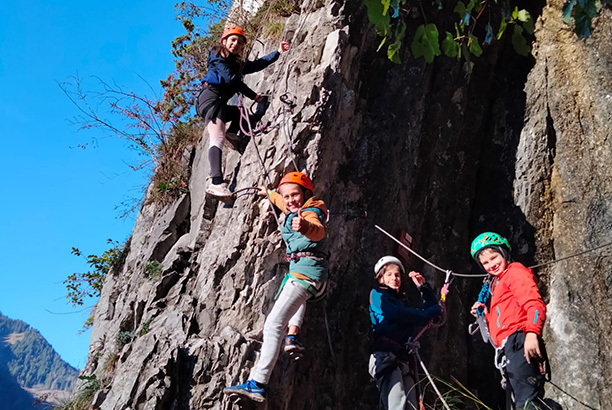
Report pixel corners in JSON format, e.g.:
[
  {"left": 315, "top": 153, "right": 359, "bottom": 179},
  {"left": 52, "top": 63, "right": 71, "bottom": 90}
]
[{"left": 0, "top": 311, "right": 79, "bottom": 409}]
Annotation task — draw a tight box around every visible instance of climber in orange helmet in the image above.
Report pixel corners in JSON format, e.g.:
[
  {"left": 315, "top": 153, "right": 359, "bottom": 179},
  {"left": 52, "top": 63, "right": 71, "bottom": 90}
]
[
  {"left": 224, "top": 172, "right": 329, "bottom": 403},
  {"left": 196, "top": 26, "right": 290, "bottom": 200}
]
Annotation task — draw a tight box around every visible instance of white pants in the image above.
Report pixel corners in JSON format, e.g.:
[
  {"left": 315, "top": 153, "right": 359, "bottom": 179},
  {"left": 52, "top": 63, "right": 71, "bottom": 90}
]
[
  {"left": 369, "top": 351, "right": 418, "bottom": 410},
  {"left": 250, "top": 279, "right": 310, "bottom": 384}
]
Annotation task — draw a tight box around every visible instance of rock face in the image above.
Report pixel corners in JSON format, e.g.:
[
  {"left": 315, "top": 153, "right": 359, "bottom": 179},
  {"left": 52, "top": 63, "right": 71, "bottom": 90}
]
[
  {"left": 84, "top": 0, "right": 612, "bottom": 409},
  {"left": 515, "top": 2, "right": 612, "bottom": 409}
]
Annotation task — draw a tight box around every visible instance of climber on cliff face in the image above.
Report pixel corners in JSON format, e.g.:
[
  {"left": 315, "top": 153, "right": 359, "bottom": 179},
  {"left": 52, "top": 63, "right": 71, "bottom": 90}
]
[
  {"left": 196, "top": 26, "right": 290, "bottom": 200},
  {"left": 223, "top": 172, "right": 329, "bottom": 403},
  {"left": 369, "top": 256, "right": 441, "bottom": 410},
  {"left": 469, "top": 232, "right": 549, "bottom": 410}
]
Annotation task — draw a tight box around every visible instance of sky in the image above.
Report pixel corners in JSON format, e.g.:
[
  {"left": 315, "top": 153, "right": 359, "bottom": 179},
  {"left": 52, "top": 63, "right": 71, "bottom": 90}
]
[{"left": 0, "top": 0, "right": 186, "bottom": 370}]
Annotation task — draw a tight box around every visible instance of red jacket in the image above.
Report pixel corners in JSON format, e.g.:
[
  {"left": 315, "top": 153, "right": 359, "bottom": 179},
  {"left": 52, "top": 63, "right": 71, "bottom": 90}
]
[{"left": 485, "top": 262, "right": 546, "bottom": 347}]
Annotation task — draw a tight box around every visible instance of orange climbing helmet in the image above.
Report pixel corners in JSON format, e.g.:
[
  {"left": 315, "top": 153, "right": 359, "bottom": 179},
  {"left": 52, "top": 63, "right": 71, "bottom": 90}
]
[
  {"left": 221, "top": 26, "right": 246, "bottom": 43},
  {"left": 278, "top": 172, "right": 314, "bottom": 192}
]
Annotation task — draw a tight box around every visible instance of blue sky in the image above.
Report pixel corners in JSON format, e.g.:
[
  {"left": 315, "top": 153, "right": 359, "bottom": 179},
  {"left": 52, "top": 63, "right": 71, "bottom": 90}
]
[{"left": 0, "top": 0, "right": 186, "bottom": 369}]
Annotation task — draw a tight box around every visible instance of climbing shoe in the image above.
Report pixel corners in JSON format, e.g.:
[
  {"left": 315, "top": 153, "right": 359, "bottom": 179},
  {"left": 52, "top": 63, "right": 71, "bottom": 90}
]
[
  {"left": 284, "top": 335, "right": 305, "bottom": 353},
  {"left": 223, "top": 379, "right": 266, "bottom": 403},
  {"left": 225, "top": 132, "right": 250, "bottom": 154},
  {"left": 206, "top": 183, "right": 233, "bottom": 201}
]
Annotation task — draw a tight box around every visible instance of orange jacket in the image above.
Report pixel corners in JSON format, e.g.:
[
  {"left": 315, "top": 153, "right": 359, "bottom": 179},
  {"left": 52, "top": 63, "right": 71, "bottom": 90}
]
[{"left": 485, "top": 262, "right": 546, "bottom": 347}]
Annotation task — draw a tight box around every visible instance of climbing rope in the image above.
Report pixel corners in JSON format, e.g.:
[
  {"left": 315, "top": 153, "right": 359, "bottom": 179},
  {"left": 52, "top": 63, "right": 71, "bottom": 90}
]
[
  {"left": 232, "top": 186, "right": 261, "bottom": 200},
  {"left": 528, "top": 241, "right": 612, "bottom": 270},
  {"left": 405, "top": 340, "right": 452, "bottom": 410},
  {"left": 375, "top": 225, "right": 612, "bottom": 278},
  {"left": 238, "top": 95, "right": 282, "bottom": 229},
  {"left": 375, "top": 225, "right": 451, "bottom": 275},
  {"left": 323, "top": 300, "right": 336, "bottom": 363},
  {"left": 545, "top": 379, "right": 600, "bottom": 410}
]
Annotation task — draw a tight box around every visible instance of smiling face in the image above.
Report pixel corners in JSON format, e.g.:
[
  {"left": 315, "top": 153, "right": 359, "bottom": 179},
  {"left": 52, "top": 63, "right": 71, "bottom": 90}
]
[
  {"left": 279, "top": 183, "right": 305, "bottom": 213},
  {"left": 222, "top": 34, "right": 245, "bottom": 55},
  {"left": 477, "top": 248, "right": 508, "bottom": 276},
  {"left": 378, "top": 263, "right": 402, "bottom": 291}
]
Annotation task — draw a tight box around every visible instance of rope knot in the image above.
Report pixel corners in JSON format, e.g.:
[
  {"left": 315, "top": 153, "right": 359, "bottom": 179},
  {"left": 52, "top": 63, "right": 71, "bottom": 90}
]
[{"left": 406, "top": 338, "right": 421, "bottom": 354}]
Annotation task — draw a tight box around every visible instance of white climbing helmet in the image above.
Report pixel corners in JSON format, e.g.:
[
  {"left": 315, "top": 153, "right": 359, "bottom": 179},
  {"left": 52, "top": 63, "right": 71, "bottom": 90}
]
[{"left": 374, "top": 256, "right": 405, "bottom": 277}]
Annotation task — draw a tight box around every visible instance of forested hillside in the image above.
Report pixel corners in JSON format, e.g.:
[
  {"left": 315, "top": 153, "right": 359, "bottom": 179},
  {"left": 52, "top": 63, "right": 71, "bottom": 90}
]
[{"left": 0, "top": 312, "right": 78, "bottom": 408}]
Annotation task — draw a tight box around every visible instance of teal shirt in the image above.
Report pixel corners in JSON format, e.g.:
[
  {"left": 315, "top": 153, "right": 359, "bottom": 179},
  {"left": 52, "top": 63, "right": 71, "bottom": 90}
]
[{"left": 282, "top": 206, "right": 329, "bottom": 282}]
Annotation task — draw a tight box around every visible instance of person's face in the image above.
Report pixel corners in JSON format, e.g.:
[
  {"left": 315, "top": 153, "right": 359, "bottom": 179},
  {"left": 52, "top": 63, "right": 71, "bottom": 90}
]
[
  {"left": 279, "top": 183, "right": 304, "bottom": 213},
  {"left": 477, "top": 248, "right": 508, "bottom": 276},
  {"left": 379, "top": 264, "right": 402, "bottom": 290},
  {"left": 223, "top": 34, "right": 245, "bottom": 54}
]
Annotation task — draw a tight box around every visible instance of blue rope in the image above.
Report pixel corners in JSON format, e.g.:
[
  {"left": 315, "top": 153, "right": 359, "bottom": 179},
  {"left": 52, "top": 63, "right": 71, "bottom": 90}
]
[{"left": 476, "top": 281, "right": 491, "bottom": 317}]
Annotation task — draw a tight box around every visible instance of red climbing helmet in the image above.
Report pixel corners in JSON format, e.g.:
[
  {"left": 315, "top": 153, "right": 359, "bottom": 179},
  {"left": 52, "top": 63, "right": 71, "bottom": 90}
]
[
  {"left": 278, "top": 172, "right": 314, "bottom": 192},
  {"left": 221, "top": 26, "right": 246, "bottom": 43}
]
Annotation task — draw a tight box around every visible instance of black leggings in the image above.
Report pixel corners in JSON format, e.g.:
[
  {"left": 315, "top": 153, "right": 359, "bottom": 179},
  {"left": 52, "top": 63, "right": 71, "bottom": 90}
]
[{"left": 504, "top": 331, "right": 546, "bottom": 409}]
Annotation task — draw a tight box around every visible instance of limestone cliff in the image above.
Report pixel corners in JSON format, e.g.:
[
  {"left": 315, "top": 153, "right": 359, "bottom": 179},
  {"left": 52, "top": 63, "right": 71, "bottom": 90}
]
[{"left": 83, "top": 0, "right": 612, "bottom": 409}]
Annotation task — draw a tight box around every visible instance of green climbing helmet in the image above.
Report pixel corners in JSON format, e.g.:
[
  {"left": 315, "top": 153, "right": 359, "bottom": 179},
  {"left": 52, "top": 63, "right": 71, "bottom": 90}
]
[{"left": 470, "top": 232, "right": 511, "bottom": 259}]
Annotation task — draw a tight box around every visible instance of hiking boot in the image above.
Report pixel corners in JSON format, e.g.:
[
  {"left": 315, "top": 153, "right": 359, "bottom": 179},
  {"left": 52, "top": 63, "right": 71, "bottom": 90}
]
[
  {"left": 223, "top": 379, "right": 266, "bottom": 403},
  {"left": 225, "top": 132, "right": 250, "bottom": 154},
  {"left": 284, "top": 335, "right": 305, "bottom": 353},
  {"left": 205, "top": 182, "right": 233, "bottom": 200}
]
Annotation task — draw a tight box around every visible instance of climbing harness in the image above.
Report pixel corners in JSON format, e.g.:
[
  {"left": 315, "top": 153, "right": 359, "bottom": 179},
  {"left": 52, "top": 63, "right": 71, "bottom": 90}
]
[
  {"left": 274, "top": 272, "right": 326, "bottom": 299},
  {"left": 284, "top": 251, "right": 329, "bottom": 262}
]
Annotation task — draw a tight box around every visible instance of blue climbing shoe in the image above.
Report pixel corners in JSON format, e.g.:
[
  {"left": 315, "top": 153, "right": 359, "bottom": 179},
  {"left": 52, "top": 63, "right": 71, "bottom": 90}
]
[
  {"left": 284, "top": 335, "right": 305, "bottom": 353},
  {"left": 223, "top": 379, "right": 266, "bottom": 403}
]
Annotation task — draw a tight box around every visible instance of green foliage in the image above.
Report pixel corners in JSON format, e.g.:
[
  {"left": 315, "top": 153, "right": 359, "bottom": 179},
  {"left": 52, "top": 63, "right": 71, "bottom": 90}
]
[
  {"left": 139, "top": 316, "right": 155, "bottom": 336},
  {"left": 411, "top": 24, "right": 441, "bottom": 63},
  {"left": 264, "top": 21, "right": 286, "bottom": 41},
  {"left": 563, "top": 0, "right": 600, "bottom": 38},
  {"left": 387, "top": 20, "right": 406, "bottom": 62},
  {"left": 364, "top": 0, "right": 604, "bottom": 66},
  {"left": 442, "top": 32, "right": 460, "bottom": 58},
  {"left": 54, "top": 374, "right": 105, "bottom": 410},
  {"left": 101, "top": 351, "right": 119, "bottom": 375},
  {"left": 364, "top": 0, "right": 391, "bottom": 35},
  {"left": 250, "top": 0, "right": 298, "bottom": 38},
  {"left": 427, "top": 376, "right": 494, "bottom": 409},
  {"left": 81, "top": 314, "right": 94, "bottom": 333},
  {"left": 511, "top": 25, "right": 530, "bottom": 56},
  {"left": 65, "top": 239, "right": 128, "bottom": 307},
  {"left": 115, "top": 331, "right": 135, "bottom": 349},
  {"left": 145, "top": 260, "right": 163, "bottom": 280}
]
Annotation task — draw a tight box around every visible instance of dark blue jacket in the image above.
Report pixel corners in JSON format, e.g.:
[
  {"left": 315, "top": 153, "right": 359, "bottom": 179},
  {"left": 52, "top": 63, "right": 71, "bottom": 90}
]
[
  {"left": 202, "top": 50, "right": 280, "bottom": 100},
  {"left": 369, "top": 283, "right": 441, "bottom": 353}
]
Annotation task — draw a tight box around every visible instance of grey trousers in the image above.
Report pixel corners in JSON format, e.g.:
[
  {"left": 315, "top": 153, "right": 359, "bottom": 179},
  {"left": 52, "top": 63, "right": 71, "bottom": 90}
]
[
  {"left": 250, "top": 279, "right": 310, "bottom": 384},
  {"left": 369, "top": 351, "right": 419, "bottom": 410}
]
